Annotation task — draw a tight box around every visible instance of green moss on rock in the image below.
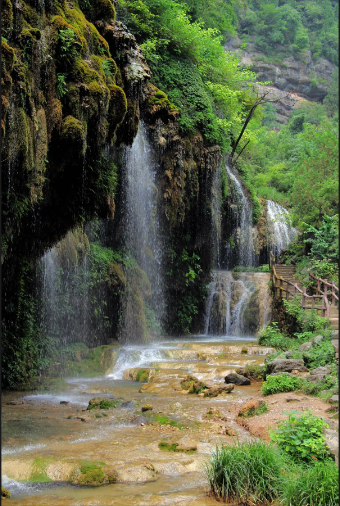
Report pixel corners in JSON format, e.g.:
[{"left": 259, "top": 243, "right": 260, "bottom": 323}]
[
  {"left": 61, "top": 115, "right": 87, "bottom": 155},
  {"left": 107, "top": 84, "right": 127, "bottom": 141},
  {"left": 1, "top": 486, "right": 11, "bottom": 499}
]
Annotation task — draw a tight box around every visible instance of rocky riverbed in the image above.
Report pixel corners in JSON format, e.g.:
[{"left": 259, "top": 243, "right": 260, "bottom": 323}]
[{"left": 1, "top": 336, "right": 338, "bottom": 505}]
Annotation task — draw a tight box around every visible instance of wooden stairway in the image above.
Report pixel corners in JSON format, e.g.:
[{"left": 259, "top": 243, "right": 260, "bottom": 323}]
[{"left": 272, "top": 259, "right": 339, "bottom": 360}]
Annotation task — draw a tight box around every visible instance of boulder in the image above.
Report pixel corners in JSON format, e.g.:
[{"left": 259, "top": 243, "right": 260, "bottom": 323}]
[
  {"left": 225, "top": 372, "right": 250, "bottom": 385},
  {"left": 266, "top": 359, "right": 308, "bottom": 375},
  {"left": 323, "top": 428, "right": 339, "bottom": 463},
  {"left": 329, "top": 395, "right": 339, "bottom": 405},
  {"left": 203, "top": 384, "right": 234, "bottom": 397},
  {"left": 298, "top": 342, "right": 313, "bottom": 352}
]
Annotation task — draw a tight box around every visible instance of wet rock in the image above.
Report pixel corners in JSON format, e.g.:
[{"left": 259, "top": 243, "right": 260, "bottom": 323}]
[
  {"left": 60, "top": 401, "right": 69, "bottom": 405},
  {"left": 225, "top": 372, "right": 250, "bottom": 385},
  {"left": 116, "top": 465, "right": 157, "bottom": 483},
  {"left": 141, "top": 404, "right": 153, "bottom": 412},
  {"left": 265, "top": 359, "right": 308, "bottom": 375},
  {"left": 180, "top": 375, "right": 206, "bottom": 394},
  {"left": 121, "top": 400, "right": 136, "bottom": 409},
  {"left": 203, "top": 384, "right": 234, "bottom": 397},
  {"left": 1, "top": 486, "right": 11, "bottom": 499},
  {"left": 176, "top": 436, "right": 198, "bottom": 451},
  {"left": 286, "top": 397, "right": 301, "bottom": 402},
  {"left": 225, "top": 425, "right": 237, "bottom": 436},
  {"left": 238, "top": 399, "right": 266, "bottom": 417},
  {"left": 204, "top": 407, "right": 222, "bottom": 417},
  {"left": 6, "top": 401, "right": 24, "bottom": 405}
]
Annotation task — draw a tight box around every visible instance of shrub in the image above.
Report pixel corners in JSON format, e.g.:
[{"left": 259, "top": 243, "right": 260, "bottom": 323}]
[
  {"left": 270, "top": 410, "right": 330, "bottom": 464},
  {"left": 262, "top": 373, "right": 302, "bottom": 396},
  {"left": 283, "top": 460, "right": 339, "bottom": 506},
  {"left": 303, "top": 339, "right": 336, "bottom": 369},
  {"left": 205, "top": 440, "right": 287, "bottom": 503},
  {"left": 258, "top": 323, "right": 298, "bottom": 350}
]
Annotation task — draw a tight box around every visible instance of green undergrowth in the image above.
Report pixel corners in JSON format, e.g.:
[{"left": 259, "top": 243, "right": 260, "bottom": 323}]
[
  {"left": 233, "top": 265, "right": 270, "bottom": 273},
  {"left": 270, "top": 410, "right": 331, "bottom": 464},
  {"left": 206, "top": 438, "right": 339, "bottom": 505},
  {"left": 158, "top": 442, "right": 196, "bottom": 453},
  {"left": 30, "top": 457, "right": 55, "bottom": 482}
]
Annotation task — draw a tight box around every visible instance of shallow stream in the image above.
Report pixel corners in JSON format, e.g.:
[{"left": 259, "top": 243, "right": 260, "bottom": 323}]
[{"left": 2, "top": 334, "right": 271, "bottom": 505}]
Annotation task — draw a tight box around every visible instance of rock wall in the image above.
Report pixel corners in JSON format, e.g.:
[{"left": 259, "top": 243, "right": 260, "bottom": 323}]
[{"left": 225, "top": 37, "right": 336, "bottom": 122}]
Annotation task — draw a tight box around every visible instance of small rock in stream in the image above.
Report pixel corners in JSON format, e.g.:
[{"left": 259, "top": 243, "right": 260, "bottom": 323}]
[
  {"left": 60, "top": 401, "right": 69, "bottom": 405},
  {"left": 225, "top": 372, "right": 250, "bottom": 385}
]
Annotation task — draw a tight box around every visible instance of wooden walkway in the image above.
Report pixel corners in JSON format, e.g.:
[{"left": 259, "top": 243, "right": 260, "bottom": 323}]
[{"left": 270, "top": 253, "right": 339, "bottom": 360}]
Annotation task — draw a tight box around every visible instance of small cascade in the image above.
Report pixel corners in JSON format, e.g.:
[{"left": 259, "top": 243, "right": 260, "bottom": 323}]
[
  {"left": 225, "top": 165, "right": 255, "bottom": 267},
  {"left": 267, "top": 200, "right": 297, "bottom": 259},
  {"left": 121, "top": 122, "right": 165, "bottom": 342},
  {"left": 204, "top": 271, "right": 271, "bottom": 336},
  {"left": 38, "top": 230, "right": 90, "bottom": 346}
]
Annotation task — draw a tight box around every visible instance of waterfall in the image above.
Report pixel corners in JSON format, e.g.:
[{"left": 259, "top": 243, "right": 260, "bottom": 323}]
[
  {"left": 204, "top": 271, "right": 271, "bottom": 336},
  {"left": 38, "top": 230, "right": 90, "bottom": 347},
  {"left": 120, "top": 122, "right": 165, "bottom": 342},
  {"left": 267, "top": 200, "right": 297, "bottom": 259},
  {"left": 210, "top": 165, "right": 223, "bottom": 269},
  {"left": 225, "top": 165, "right": 255, "bottom": 267}
]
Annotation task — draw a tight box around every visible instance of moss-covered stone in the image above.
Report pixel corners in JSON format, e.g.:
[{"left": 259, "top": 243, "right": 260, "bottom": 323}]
[
  {"left": 107, "top": 84, "right": 127, "bottom": 141},
  {"left": 1, "top": 0, "right": 13, "bottom": 39},
  {"left": 61, "top": 115, "right": 87, "bottom": 155},
  {"left": 80, "top": 0, "right": 116, "bottom": 23},
  {"left": 1, "top": 486, "right": 11, "bottom": 499}
]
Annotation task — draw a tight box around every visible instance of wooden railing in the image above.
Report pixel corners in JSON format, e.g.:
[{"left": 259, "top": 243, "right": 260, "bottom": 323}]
[
  {"left": 309, "top": 273, "right": 339, "bottom": 306},
  {"left": 269, "top": 252, "right": 338, "bottom": 318}
]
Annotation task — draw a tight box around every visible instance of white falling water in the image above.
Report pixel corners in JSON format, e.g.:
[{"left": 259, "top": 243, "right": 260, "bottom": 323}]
[
  {"left": 121, "top": 122, "right": 165, "bottom": 341},
  {"left": 204, "top": 271, "right": 271, "bottom": 336},
  {"left": 225, "top": 165, "right": 254, "bottom": 267},
  {"left": 267, "top": 200, "right": 297, "bottom": 258}
]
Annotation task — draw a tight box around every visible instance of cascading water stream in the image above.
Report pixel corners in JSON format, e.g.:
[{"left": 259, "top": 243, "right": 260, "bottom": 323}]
[
  {"left": 225, "top": 164, "right": 255, "bottom": 267},
  {"left": 120, "top": 122, "right": 165, "bottom": 342},
  {"left": 266, "top": 200, "right": 297, "bottom": 259}
]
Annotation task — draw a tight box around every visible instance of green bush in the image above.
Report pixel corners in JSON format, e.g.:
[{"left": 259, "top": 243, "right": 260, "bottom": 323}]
[
  {"left": 258, "top": 323, "right": 298, "bottom": 350},
  {"left": 283, "top": 460, "right": 339, "bottom": 506},
  {"left": 262, "top": 373, "right": 302, "bottom": 396},
  {"left": 270, "top": 410, "right": 330, "bottom": 464},
  {"left": 205, "top": 440, "right": 287, "bottom": 503},
  {"left": 303, "top": 339, "right": 337, "bottom": 369}
]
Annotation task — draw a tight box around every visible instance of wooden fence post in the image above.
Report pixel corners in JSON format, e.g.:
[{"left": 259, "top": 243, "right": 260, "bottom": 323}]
[
  {"left": 302, "top": 287, "right": 306, "bottom": 309},
  {"left": 332, "top": 282, "right": 336, "bottom": 306}
]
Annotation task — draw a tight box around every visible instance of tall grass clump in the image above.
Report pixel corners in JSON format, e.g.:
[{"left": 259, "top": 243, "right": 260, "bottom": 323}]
[
  {"left": 283, "top": 460, "right": 339, "bottom": 506},
  {"left": 205, "top": 440, "right": 286, "bottom": 503}
]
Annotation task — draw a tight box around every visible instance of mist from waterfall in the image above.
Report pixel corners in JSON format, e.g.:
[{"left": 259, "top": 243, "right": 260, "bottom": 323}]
[
  {"left": 120, "top": 122, "right": 165, "bottom": 342},
  {"left": 267, "top": 200, "right": 297, "bottom": 259},
  {"left": 38, "top": 239, "right": 90, "bottom": 346}
]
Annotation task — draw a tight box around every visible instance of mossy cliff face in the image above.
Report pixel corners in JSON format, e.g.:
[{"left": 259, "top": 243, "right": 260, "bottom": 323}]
[
  {"left": 140, "top": 98, "right": 222, "bottom": 333},
  {"left": 1, "top": 0, "right": 150, "bottom": 387},
  {"left": 1, "top": 0, "right": 150, "bottom": 267}
]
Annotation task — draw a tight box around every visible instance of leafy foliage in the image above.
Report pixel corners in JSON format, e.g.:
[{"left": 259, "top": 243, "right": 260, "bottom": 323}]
[
  {"left": 262, "top": 373, "right": 302, "bottom": 396},
  {"left": 270, "top": 411, "right": 330, "bottom": 464}
]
